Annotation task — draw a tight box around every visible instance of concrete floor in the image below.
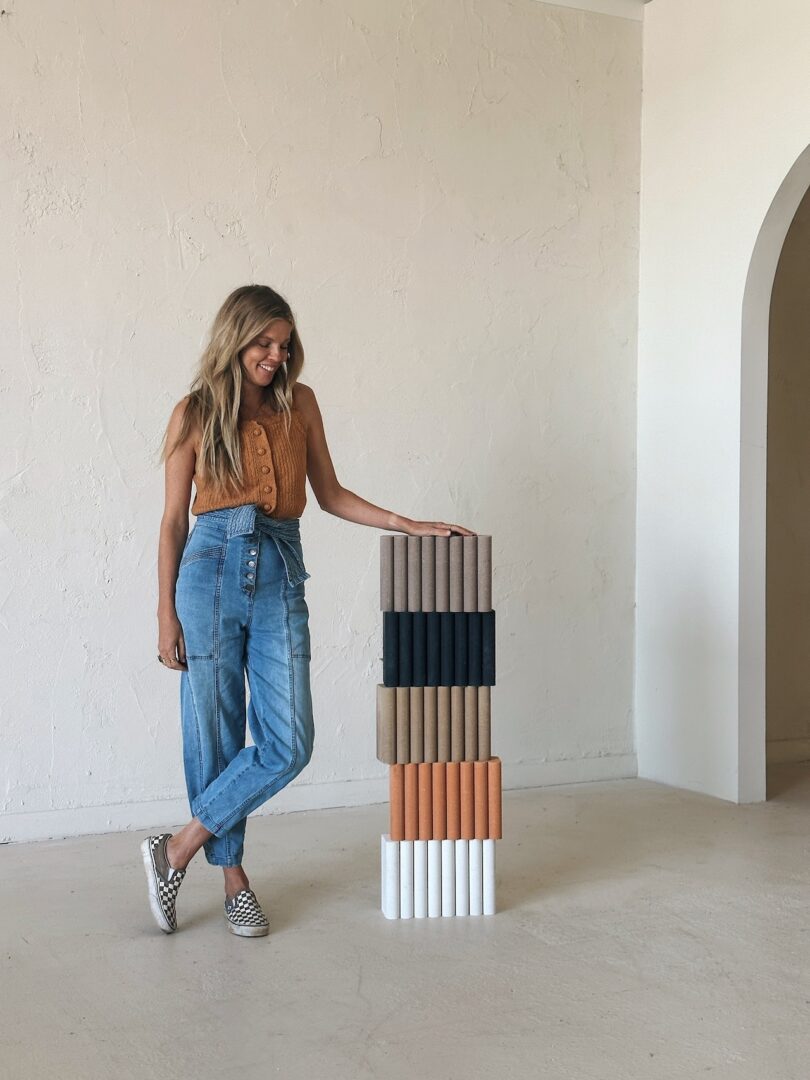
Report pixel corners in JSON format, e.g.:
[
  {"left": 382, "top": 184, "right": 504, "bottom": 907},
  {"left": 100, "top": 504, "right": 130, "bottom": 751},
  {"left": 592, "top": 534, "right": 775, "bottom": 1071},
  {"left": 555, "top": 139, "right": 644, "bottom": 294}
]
[{"left": 2, "top": 768, "right": 810, "bottom": 1080}]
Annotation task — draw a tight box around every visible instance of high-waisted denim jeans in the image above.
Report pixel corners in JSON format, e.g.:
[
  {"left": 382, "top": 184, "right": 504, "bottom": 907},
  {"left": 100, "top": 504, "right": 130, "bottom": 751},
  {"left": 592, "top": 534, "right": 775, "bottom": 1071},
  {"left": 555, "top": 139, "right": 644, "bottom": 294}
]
[{"left": 174, "top": 505, "right": 314, "bottom": 866}]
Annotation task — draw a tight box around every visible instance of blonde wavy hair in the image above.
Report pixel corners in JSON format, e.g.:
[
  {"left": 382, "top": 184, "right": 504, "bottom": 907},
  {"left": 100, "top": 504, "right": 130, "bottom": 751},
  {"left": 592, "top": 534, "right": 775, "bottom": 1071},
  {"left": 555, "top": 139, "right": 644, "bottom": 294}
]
[{"left": 159, "top": 284, "right": 305, "bottom": 496}]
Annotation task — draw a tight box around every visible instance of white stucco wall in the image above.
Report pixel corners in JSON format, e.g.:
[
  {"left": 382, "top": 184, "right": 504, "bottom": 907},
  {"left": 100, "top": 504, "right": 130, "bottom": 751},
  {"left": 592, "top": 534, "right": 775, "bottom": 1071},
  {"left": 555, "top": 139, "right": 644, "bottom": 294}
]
[
  {"left": 3, "top": 0, "right": 641, "bottom": 842},
  {"left": 637, "top": 0, "right": 810, "bottom": 801}
]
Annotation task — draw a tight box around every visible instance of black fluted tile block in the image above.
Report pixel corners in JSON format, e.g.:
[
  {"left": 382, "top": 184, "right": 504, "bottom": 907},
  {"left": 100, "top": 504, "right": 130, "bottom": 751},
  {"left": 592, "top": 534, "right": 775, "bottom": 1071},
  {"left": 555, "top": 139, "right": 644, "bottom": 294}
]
[
  {"left": 398, "top": 611, "right": 413, "bottom": 686},
  {"left": 467, "top": 611, "right": 483, "bottom": 686},
  {"left": 412, "top": 612, "right": 426, "bottom": 687},
  {"left": 440, "top": 612, "right": 454, "bottom": 686},
  {"left": 482, "top": 611, "right": 496, "bottom": 685},
  {"left": 426, "top": 612, "right": 441, "bottom": 686},
  {"left": 453, "top": 611, "right": 468, "bottom": 686},
  {"left": 383, "top": 610, "right": 496, "bottom": 687},
  {"left": 383, "top": 611, "right": 399, "bottom": 687}
]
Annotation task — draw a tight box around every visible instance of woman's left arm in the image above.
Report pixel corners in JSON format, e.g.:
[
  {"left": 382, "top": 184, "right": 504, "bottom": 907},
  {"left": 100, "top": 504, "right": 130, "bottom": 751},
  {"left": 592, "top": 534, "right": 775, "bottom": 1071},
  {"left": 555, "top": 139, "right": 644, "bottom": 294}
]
[{"left": 295, "top": 382, "right": 475, "bottom": 538}]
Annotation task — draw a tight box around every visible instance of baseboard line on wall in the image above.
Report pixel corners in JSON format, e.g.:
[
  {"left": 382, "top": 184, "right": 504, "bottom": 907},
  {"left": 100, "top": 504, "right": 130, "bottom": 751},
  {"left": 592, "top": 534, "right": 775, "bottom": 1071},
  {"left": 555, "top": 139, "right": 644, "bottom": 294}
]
[{"left": 0, "top": 753, "right": 637, "bottom": 845}]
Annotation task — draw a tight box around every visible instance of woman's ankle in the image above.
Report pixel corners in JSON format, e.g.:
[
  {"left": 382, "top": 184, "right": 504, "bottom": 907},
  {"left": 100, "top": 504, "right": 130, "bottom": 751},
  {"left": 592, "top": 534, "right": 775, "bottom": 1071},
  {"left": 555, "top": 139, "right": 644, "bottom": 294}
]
[
  {"left": 166, "top": 834, "right": 190, "bottom": 871},
  {"left": 166, "top": 818, "right": 211, "bottom": 870},
  {"left": 223, "top": 867, "right": 250, "bottom": 897}
]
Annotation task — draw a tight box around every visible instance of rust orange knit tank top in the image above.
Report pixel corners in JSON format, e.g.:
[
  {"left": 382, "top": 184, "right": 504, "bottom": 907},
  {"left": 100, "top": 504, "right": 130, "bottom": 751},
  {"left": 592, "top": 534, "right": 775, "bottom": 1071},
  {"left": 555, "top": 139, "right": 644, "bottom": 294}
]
[{"left": 190, "top": 407, "right": 308, "bottom": 518}]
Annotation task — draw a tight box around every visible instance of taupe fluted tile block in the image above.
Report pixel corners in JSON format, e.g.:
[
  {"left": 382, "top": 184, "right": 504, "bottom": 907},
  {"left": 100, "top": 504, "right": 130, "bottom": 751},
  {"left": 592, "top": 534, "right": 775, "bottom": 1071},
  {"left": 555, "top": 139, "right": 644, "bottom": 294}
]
[
  {"left": 437, "top": 686, "right": 451, "bottom": 761},
  {"left": 376, "top": 685, "right": 396, "bottom": 764},
  {"left": 376, "top": 685, "right": 494, "bottom": 765},
  {"left": 409, "top": 686, "right": 424, "bottom": 764},
  {"left": 449, "top": 535, "right": 463, "bottom": 612},
  {"left": 464, "top": 685, "right": 478, "bottom": 762},
  {"left": 380, "top": 533, "right": 492, "bottom": 613},
  {"left": 463, "top": 535, "right": 478, "bottom": 612},
  {"left": 396, "top": 686, "right": 410, "bottom": 765},
  {"left": 424, "top": 686, "right": 438, "bottom": 763},
  {"left": 477, "top": 535, "right": 492, "bottom": 612},
  {"left": 435, "top": 536, "right": 450, "bottom": 612},
  {"left": 478, "top": 686, "right": 491, "bottom": 761},
  {"left": 380, "top": 535, "right": 394, "bottom": 611},
  {"left": 421, "top": 536, "right": 435, "bottom": 612},
  {"left": 407, "top": 536, "right": 422, "bottom": 612},
  {"left": 393, "top": 534, "right": 407, "bottom": 611},
  {"left": 450, "top": 685, "right": 465, "bottom": 762}
]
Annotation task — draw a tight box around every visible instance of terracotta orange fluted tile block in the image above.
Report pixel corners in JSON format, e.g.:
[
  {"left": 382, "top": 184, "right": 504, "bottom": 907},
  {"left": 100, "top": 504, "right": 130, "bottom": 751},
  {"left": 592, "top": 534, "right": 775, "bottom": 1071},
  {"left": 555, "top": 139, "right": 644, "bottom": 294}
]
[
  {"left": 474, "top": 759, "right": 489, "bottom": 840},
  {"left": 389, "top": 764, "right": 405, "bottom": 841},
  {"left": 488, "top": 757, "right": 502, "bottom": 839},
  {"left": 446, "top": 762, "right": 461, "bottom": 840},
  {"left": 432, "top": 762, "right": 447, "bottom": 840},
  {"left": 418, "top": 762, "right": 433, "bottom": 841},
  {"left": 460, "top": 761, "right": 475, "bottom": 841},
  {"left": 404, "top": 763, "right": 419, "bottom": 841}
]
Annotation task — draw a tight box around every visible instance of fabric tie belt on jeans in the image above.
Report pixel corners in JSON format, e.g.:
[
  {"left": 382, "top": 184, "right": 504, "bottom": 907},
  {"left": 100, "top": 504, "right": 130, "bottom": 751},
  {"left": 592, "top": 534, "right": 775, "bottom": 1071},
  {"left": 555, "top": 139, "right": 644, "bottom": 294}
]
[{"left": 197, "top": 505, "right": 310, "bottom": 588}]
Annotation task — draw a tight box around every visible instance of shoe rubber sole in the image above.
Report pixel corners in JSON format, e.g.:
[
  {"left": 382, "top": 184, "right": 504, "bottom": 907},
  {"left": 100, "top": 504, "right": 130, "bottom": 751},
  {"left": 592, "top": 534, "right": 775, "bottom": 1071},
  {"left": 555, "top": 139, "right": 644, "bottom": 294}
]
[
  {"left": 225, "top": 916, "right": 269, "bottom": 937},
  {"left": 140, "top": 837, "right": 175, "bottom": 934}
]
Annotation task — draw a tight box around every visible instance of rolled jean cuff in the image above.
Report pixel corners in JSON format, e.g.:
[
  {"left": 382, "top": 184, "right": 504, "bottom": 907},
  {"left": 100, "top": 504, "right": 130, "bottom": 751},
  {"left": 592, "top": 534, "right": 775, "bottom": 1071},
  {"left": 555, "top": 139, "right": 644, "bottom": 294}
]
[
  {"left": 203, "top": 852, "right": 243, "bottom": 868},
  {"left": 192, "top": 802, "right": 222, "bottom": 837}
]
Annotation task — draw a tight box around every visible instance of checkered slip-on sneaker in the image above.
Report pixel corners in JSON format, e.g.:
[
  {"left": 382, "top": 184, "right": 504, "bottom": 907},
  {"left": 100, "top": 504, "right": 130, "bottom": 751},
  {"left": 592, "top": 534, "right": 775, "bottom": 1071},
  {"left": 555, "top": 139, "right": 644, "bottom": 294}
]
[
  {"left": 140, "top": 833, "right": 187, "bottom": 934},
  {"left": 224, "top": 888, "right": 270, "bottom": 937}
]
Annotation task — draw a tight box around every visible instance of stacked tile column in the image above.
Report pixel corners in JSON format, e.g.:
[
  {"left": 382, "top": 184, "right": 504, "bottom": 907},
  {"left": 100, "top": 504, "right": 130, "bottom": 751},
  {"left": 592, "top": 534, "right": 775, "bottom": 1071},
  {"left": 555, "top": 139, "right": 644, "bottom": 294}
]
[{"left": 378, "top": 534, "right": 500, "bottom": 919}]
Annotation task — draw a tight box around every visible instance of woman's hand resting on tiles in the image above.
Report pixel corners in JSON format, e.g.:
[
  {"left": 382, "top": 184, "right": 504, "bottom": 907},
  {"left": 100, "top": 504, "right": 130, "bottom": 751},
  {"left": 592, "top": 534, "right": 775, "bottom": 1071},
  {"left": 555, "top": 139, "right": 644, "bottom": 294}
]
[{"left": 398, "top": 519, "right": 477, "bottom": 537}]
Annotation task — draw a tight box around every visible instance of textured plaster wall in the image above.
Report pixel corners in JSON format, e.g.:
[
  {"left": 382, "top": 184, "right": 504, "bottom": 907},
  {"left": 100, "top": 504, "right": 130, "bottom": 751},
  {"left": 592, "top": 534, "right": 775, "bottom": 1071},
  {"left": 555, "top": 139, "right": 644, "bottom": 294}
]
[
  {"left": 2, "top": 0, "right": 641, "bottom": 841},
  {"left": 766, "top": 187, "right": 810, "bottom": 764}
]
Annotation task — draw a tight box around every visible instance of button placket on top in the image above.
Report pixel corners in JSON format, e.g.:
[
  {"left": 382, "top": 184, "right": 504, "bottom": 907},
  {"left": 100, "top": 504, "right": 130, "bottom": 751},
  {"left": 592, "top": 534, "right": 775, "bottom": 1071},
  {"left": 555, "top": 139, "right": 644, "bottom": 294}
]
[{"left": 251, "top": 423, "right": 277, "bottom": 516}]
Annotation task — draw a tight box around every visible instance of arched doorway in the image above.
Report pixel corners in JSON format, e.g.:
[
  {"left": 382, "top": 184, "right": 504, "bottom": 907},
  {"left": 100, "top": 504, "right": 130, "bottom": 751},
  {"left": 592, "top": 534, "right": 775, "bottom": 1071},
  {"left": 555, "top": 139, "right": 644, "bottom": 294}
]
[
  {"left": 740, "top": 144, "right": 810, "bottom": 802},
  {"left": 765, "top": 186, "right": 810, "bottom": 790}
]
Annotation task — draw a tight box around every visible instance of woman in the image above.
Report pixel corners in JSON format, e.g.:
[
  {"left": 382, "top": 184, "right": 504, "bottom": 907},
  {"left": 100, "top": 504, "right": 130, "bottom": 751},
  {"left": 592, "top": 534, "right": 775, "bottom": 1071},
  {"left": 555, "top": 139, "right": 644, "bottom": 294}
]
[{"left": 143, "top": 284, "right": 474, "bottom": 937}]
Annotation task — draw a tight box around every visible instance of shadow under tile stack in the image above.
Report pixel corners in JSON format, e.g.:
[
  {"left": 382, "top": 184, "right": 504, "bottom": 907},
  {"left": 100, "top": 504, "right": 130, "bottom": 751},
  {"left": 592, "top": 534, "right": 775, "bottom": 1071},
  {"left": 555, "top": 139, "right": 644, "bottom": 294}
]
[{"left": 378, "top": 534, "right": 500, "bottom": 919}]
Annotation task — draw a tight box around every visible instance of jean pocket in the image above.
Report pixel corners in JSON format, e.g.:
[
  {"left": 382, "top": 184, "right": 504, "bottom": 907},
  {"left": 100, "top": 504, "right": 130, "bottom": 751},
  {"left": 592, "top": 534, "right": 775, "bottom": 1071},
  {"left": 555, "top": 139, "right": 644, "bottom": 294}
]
[
  {"left": 179, "top": 545, "right": 225, "bottom": 570},
  {"left": 179, "top": 525, "right": 226, "bottom": 570}
]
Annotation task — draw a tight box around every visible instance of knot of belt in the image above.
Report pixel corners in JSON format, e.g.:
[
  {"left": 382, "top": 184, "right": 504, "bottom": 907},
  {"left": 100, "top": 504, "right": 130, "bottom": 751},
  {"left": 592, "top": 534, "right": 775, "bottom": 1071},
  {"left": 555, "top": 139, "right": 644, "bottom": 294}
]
[{"left": 225, "top": 505, "right": 310, "bottom": 587}]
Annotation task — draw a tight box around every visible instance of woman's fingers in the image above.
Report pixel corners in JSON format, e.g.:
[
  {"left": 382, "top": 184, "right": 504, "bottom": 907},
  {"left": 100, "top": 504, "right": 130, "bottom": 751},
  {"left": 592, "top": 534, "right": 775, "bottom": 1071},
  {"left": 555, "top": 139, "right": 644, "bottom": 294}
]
[
  {"left": 433, "top": 522, "right": 477, "bottom": 536},
  {"left": 410, "top": 521, "right": 477, "bottom": 537},
  {"left": 172, "top": 637, "right": 188, "bottom": 669},
  {"left": 157, "top": 637, "right": 188, "bottom": 670}
]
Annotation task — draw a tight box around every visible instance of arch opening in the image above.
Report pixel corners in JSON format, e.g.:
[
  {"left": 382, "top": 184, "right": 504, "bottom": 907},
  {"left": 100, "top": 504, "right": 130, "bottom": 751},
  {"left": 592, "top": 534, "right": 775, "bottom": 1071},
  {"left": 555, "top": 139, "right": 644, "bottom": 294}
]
[{"left": 739, "top": 144, "right": 810, "bottom": 802}]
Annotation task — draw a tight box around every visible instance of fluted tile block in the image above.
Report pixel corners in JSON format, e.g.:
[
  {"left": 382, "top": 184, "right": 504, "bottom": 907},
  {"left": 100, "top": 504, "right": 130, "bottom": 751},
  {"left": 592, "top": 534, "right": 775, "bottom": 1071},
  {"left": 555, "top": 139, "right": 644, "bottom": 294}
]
[{"left": 380, "top": 834, "right": 497, "bottom": 919}]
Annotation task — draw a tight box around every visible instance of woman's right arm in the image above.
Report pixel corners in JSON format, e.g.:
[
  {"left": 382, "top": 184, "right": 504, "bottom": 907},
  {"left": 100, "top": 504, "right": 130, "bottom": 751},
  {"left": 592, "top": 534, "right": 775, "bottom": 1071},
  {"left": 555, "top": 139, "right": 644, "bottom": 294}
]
[{"left": 157, "top": 397, "right": 197, "bottom": 670}]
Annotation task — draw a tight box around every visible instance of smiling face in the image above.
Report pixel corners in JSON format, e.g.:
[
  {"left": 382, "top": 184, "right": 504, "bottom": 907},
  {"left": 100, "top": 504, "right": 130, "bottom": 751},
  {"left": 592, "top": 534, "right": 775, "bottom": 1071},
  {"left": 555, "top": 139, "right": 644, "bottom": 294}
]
[{"left": 239, "top": 318, "right": 293, "bottom": 387}]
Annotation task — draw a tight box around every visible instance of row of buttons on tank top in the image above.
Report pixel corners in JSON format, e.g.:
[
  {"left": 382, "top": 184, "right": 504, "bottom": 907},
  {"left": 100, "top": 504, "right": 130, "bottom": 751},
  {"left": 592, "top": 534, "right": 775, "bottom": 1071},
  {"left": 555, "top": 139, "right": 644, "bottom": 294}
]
[{"left": 253, "top": 424, "right": 275, "bottom": 512}]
